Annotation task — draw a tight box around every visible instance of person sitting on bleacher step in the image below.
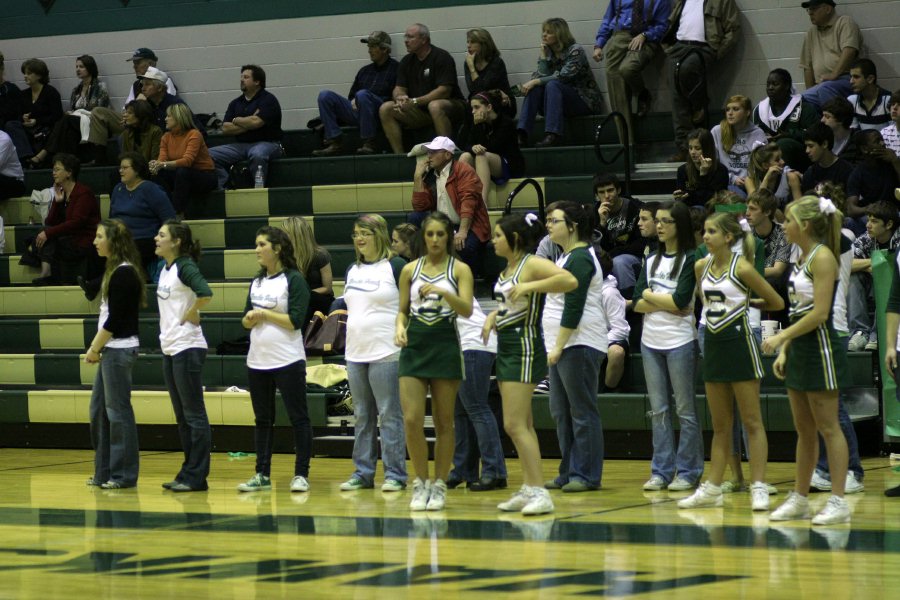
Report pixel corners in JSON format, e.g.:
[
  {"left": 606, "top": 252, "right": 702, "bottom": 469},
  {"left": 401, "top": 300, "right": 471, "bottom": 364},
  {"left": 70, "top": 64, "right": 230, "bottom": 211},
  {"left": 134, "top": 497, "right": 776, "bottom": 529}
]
[{"left": 0, "top": 129, "right": 25, "bottom": 202}]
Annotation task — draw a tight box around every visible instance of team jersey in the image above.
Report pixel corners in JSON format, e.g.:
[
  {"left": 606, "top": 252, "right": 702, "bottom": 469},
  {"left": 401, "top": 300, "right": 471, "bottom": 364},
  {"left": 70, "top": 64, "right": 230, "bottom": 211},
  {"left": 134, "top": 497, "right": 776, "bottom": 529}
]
[
  {"left": 494, "top": 254, "right": 543, "bottom": 334},
  {"left": 244, "top": 269, "right": 310, "bottom": 369},
  {"left": 634, "top": 251, "right": 697, "bottom": 350},
  {"left": 788, "top": 244, "right": 824, "bottom": 321},
  {"left": 700, "top": 253, "right": 750, "bottom": 334},
  {"left": 408, "top": 256, "right": 459, "bottom": 325},
  {"left": 157, "top": 256, "right": 211, "bottom": 355}
]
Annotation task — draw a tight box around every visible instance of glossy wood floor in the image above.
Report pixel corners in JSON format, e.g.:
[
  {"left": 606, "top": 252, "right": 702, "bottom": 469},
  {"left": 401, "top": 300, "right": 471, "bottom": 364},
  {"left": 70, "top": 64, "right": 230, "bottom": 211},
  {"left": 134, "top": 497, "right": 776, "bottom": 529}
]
[{"left": 0, "top": 448, "right": 898, "bottom": 599}]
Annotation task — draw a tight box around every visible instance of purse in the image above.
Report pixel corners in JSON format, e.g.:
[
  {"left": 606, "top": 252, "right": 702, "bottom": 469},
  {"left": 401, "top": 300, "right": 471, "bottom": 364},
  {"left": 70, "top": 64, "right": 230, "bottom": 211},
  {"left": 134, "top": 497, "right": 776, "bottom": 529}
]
[{"left": 303, "top": 309, "right": 348, "bottom": 355}]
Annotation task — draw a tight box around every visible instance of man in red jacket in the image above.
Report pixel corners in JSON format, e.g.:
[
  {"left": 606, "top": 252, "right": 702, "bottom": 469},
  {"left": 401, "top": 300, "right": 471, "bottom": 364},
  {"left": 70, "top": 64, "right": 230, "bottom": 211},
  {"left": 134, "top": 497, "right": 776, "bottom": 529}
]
[{"left": 411, "top": 136, "right": 490, "bottom": 272}]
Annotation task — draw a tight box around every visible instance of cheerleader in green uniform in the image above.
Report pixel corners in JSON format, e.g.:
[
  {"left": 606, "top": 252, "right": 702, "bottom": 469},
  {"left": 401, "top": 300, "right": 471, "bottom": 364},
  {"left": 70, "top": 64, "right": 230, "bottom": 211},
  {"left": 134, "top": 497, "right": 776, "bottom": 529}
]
[
  {"left": 395, "top": 212, "right": 474, "bottom": 512},
  {"left": 762, "top": 196, "right": 851, "bottom": 525},
  {"left": 483, "top": 213, "right": 577, "bottom": 515},
  {"left": 678, "top": 212, "right": 783, "bottom": 512}
]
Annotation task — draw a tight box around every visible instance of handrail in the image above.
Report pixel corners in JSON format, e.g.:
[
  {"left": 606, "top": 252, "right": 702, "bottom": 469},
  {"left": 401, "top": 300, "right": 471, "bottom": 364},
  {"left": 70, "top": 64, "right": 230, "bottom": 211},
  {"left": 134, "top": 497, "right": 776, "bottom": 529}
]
[
  {"left": 503, "top": 177, "right": 545, "bottom": 222},
  {"left": 595, "top": 111, "right": 632, "bottom": 197}
]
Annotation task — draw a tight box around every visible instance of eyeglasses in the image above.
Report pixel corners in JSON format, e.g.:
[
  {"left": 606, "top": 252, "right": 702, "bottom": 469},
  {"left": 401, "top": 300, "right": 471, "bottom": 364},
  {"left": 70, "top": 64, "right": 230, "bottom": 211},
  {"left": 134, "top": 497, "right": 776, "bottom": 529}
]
[
  {"left": 546, "top": 218, "right": 567, "bottom": 226},
  {"left": 351, "top": 231, "right": 374, "bottom": 239},
  {"left": 655, "top": 217, "right": 676, "bottom": 225}
]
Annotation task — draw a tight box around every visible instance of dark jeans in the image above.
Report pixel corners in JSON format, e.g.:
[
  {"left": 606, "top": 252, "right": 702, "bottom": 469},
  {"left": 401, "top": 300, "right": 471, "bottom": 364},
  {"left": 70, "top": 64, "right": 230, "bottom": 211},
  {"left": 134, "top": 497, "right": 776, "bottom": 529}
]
[
  {"left": 89, "top": 346, "right": 139, "bottom": 486},
  {"left": 162, "top": 348, "right": 210, "bottom": 488},
  {"left": 36, "top": 236, "right": 94, "bottom": 284},
  {"left": 247, "top": 360, "right": 311, "bottom": 478},
  {"left": 408, "top": 210, "right": 486, "bottom": 275},
  {"left": 667, "top": 43, "right": 717, "bottom": 149},
  {"left": 816, "top": 335, "right": 863, "bottom": 481},
  {"left": 154, "top": 167, "right": 218, "bottom": 213}
]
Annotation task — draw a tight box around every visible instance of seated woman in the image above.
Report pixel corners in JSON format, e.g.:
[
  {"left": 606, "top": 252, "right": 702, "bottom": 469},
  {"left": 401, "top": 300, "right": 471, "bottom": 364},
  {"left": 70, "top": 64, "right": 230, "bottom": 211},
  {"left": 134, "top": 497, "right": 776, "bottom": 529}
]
[
  {"left": 150, "top": 103, "right": 216, "bottom": 214},
  {"left": 516, "top": 18, "right": 602, "bottom": 148},
  {"left": 122, "top": 100, "right": 162, "bottom": 162},
  {"left": 745, "top": 142, "right": 801, "bottom": 209},
  {"left": 30, "top": 153, "right": 100, "bottom": 285},
  {"left": 460, "top": 90, "right": 525, "bottom": 200},
  {"left": 753, "top": 69, "right": 818, "bottom": 173},
  {"left": 7, "top": 59, "right": 63, "bottom": 162},
  {"left": 0, "top": 53, "right": 25, "bottom": 158},
  {"left": 282, "top": 216, "right": 334, "bottom": 322},
  {"left": 28, "top": 55, "right": 110, "bottom": 167},
  {"left": 463, "top": 28, "right": 515, "bottom": 118},
  {"left": 674, "top": 128, "right": 729, "bottom": 207},
  {"left": 711, "top": 95, "right": 767, "bottom": 196}
]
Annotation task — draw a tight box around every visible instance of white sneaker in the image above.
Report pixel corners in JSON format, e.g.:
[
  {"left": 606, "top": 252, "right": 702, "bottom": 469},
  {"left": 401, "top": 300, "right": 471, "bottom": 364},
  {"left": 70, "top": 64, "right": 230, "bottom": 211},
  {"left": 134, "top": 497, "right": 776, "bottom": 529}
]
[
  {"left": 381, "top": 478, "right": 406, "bottom": 492},
  {"left": 668, "top": 475, "right": 696, "bottom": 491},
  {"left": 810, "top": 471, "right": 832, "bottom": 492},
  {"left": 498, "top": 486, "right": 533, "bottom": 512},
  {"left": 848, "top": 331, "right": 868, "bottom": 352},
  {"left": 426, "top": 479, "right": 447, "bottom": 511},
  {"left": 844, "top": 472, "right": 865, "bottom": 494},
  {"left": 750, "top": 482, "right": 770, "bottom": 511},
  {"left": 811, "top": 495, "right": 851, "bottom": 525},
  {"left": 642, "top": 475, "right": 667, "bottom": 491},
  {"left": 409, "top": 478, "right": 431, "bottom": 511},
  {"left": 769, "top": 491, "right": 810, "bottom": 521},
  {"left": 521, "top": 487, "right": 555, "bottom": 515},
  {"left": 865, "top": 338, "right": 877, "bottom": 351},
  {"left": 677, "top": 482, "right": 723, "bottom": 509},
  {"left": 290, "top": 475, "right": 309, "bottom": 492}
]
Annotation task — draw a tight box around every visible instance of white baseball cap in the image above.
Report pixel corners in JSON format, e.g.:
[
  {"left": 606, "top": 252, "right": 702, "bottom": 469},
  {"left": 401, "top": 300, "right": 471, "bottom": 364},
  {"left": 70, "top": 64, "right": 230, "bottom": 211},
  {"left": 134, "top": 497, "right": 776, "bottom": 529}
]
[
  {"left": 139, "top": 66, "right": 169, "bottom": 84},
  {"left": 422, "top": 136, "right": 458, "bottom": 153}
]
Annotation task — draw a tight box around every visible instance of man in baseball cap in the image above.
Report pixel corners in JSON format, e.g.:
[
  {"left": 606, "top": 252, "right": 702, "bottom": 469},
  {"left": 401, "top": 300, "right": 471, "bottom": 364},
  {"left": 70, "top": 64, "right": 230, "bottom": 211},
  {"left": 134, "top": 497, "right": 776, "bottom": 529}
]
[
  {"left": 312, "top": 31, "right": 399, "bottom": 156},
  {"left": 124, "top": 47, "right": 177, "bottom": 106},
  {"left": 799, "top": 0, "right": 861, "bottom": 109}
]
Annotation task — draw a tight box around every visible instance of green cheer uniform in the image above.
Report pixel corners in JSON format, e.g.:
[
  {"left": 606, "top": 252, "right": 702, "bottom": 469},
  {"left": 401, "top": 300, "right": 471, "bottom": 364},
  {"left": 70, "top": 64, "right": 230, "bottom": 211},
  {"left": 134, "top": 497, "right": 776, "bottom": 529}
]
[{"left": 493, "top": 255, "right": 547, "bottom": 383}]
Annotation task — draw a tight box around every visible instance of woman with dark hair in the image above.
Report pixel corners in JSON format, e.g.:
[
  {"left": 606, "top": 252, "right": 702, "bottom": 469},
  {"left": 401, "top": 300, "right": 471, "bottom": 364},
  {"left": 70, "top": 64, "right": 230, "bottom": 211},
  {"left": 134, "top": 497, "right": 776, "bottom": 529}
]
[
  {"left": 460, "top": 90, "right": 525, "bottom": 200},
  {"left": 753, "top": 68, "right": 818, "bottom": 172},
  {"left": 485, "top": 212, "right": 577, "bottom": 515},
  {"left": 674, "top": 128, "right": 729, "bottom": 207},
  {"left": 150, "top": 103, "right": 217, "bottom": 214},
  {"left": 28, "top": 55, "right": 110, "bottom": 167},
  {"left": 542, "top": 201, "right": 608, "bottom": 493},
  {"left": 109, "top": 151, "right": 175, "bottom": 277},
  {"left": 236, "top": 226, "right": 312, "bottom": 494},
  {"left": 395, "top": 211, "right": 474, "bottom": 511},
  {"left": 391, "top": 223, "right": 418, "bottom": 261},
  {"left": 9, "top": 58, "right": 63, "bottom": 161},
  {"left": 85, "top": 219, "right": 146, "bottom": 489},
  {"left": 122, "top": 100, "right": 163, "bottom": 162},
  {"left": 633, "top": 200, "right": 703, "bottom": 493},
  {"left": 30, "top": 153, "right": 100, "bottom": 285},
  {"left": 463, "top": 28, "right": 515, "bottom": 117},
  {"left": 516, "top": 17, "right": 603, "bottom": 147},
  {"left": 155, "top": 220, "right": 213, "bottom": 493}
]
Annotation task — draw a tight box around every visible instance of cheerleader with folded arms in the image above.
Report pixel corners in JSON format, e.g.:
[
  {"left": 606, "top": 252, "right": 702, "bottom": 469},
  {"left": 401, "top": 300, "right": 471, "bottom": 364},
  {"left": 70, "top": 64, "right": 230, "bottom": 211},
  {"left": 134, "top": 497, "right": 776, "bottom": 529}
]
[{"left": 762, "top": 196, "right": 852, "bottom": 524}]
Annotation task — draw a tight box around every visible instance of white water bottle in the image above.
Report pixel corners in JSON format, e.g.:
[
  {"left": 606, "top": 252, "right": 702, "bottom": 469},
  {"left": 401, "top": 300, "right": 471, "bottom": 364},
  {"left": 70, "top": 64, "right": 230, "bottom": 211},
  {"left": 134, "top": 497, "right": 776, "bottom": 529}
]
[{"left": 253, "top": 165, "right": 264, "bottom": 189}]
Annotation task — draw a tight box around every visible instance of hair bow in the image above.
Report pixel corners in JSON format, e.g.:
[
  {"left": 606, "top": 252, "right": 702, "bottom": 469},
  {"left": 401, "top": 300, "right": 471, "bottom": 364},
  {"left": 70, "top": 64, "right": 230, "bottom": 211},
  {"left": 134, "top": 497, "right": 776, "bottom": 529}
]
[
  {"left": 739, "top": 218, "right": 752, "bottom": 233},
  {"left": 524, "top": 213, "right": 538, "bottom": 226},
  {"left": 818, "top": 196, "right": 836, "bottom": 215}
]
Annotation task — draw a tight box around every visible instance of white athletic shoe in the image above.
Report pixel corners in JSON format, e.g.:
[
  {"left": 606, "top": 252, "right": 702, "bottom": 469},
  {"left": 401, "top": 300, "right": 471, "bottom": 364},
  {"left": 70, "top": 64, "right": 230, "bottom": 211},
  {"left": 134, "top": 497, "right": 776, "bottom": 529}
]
[
  {"left": 677, "top": 482, "right": 723, "bottom": 509},
  {"left": 521, "top": 487, "right": 555, "bottom": 515},
  {"left": 426, "top": 479, "right": 447, "bottom": 511},
  {"left": 811, "top": 495, "right": 851, "bottom": 525},
  {"left": 844, "top": 473, "right": 865, "bottom": 494},
  {"left": 769, "top": 491, "right": 810, "bottom": 521},
  {"left": 290, "top": 475, "right": 309, "bottom": 492},
  {"left": 810, "top": 471, "right": 832, "bottom": 492},
  {"left": 409, "top": 478, "right": 431, "bottom": 511},
  {"left": 498, "top": 486, "right": 533, "bottom": 512},
  {"left": 750, "top": 482, "right": 770, "bottom": 511},
  {"left": 668, "top": 475, "right": 697, "bottom": 491},
  {"left": 847, "top": 331, "right": 868, "bottom": 352},
  {"left": 642, "top": 475, "right": 667, "bottom": 491}
]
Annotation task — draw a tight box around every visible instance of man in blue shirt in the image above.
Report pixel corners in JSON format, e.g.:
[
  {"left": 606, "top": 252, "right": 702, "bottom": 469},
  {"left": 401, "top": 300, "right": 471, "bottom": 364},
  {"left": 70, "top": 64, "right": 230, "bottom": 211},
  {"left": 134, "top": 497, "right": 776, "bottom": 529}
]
[
  {"left": 313, "top": 31, "right": 399, "bottom": 157},
  {"left": 209, "top": 65, "right": 284, "bottom": 189}
]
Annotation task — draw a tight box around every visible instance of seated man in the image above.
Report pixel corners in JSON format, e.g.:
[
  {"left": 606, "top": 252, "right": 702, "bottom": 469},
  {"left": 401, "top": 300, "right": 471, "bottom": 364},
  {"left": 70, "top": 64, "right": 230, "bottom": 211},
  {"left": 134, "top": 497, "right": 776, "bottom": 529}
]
[
  {"left": 847, "top": 59, "right": 893, "bottom": 131},
  {"left": 0, "top": 129, "right": 25, "bottom": 201},
  {"left": 410, "top": 136, "right": 490, "bottom": 271},
  {"left": 848, "top": 201, "right": 900, "bottom": 351},
  {"left": 882, "top": 90, "right": 900, "bottom": 156},
  {"left": 313, "top": 31, "right": 399, "bottom": 156},
  {"left": 846, "top": 129, "right": 900, "bottom": 233},
  {"left": 593, "top": 173, "right": 643, "bottom": 297},
  {"left": 379, "top": 23, "right": 466, "bottom": 154},
  {"left": 800, "top": 122, "right": 853, "bottom": 192},
  {"left": 208, "top": 65, "right": 283, "bottom": 189},
  {"left": 821, "top": 96, "right": 861, "bottom": 163},
  {"left": 745, "top": 189, "right": 790, "bottom": 285},
  {"left": 123, "top": 47, "right": 177, "bottom": 107},
  {"left": 799, "top": 0, "right": 862, "bottom": 110}
]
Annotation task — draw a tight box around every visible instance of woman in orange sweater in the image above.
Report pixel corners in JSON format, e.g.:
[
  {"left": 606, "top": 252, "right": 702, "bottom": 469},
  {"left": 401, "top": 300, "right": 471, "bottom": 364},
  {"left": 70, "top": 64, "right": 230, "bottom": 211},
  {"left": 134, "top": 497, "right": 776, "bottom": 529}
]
[{"left": 150, "top": 104, "right": 216, "bottom": 214}]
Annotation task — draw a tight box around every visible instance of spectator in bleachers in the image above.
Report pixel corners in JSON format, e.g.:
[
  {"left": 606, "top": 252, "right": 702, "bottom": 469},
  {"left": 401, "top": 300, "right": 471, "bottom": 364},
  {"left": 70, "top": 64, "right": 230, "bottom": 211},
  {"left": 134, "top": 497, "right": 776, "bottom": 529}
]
[
  {"left": 596, "top": 251, "right": 630, "bottom": 390},
  {"left": 0, "top": 52, "right": 25, "bottom": 156},
  {"left": 592, "top": 2, "right": 668, "bottom": 144},
  {"left": 745, "top": 189, "right": 790, "bottom": 284},
  {"left": 711, "top": 95, "right": 767, "bottom": 196},
  {"left": 410, "top": 136, "right": 490, "bottom": 273},
  {"left": 391, "top": 223, "right": 418, "bottom": 261},
  {"left": 209, "top": 65, "right": 284, "bottom": 188},
  {"left": 746, "top": 142, "right": 801, "bottom": 208},
  {"left": 30, "top": 153, "right": 99, "bottom": 285},
  {"left": 847, "top": 59, "right": 892, "bottom": 132},
  {"left": 111, "top": 151, "right": 175, "bottom": 277},
  {"left": 519, "top": 17, "right": 603, "bottom": 148},
  {"left": 674, "top": 128, "right": 729, "bottom": 207},
  {"left": 594, "top": 173, "right": 643, "bottom": 298},
  {"left": 845, "top": 129, "right": 900, "bottom": 233},
  {"left": 821, "top": 96, "right": 860, "bottom": 163},
  {"left": 5, "top": 59, "right": 62, "bottom": 163},
  {"left": 150, "top": 104, "right": 217, "bottom": 215},
  {"left": 459, "top": 90, "right": 524, "bottom": 200},
  {"left": 312, "top": 33, "right": 398, "bottom": 157},
  {"left": 799, "top": 0, "right": 861, "bottom": 110},
  {"left": 753, "top": 68, "right": 819, "bottom": 172},
  {"left": 847, "top": 201, "right": 900, "bottom": 351},
  {"left": 123, "top": 48, "right": 177, "bottom": 108},
  {"left": 463, "top": 28, "right": 515, "bottom": 117},
  {"left": 637, "top": 201, "right": 660, "bottom": 260},
  {"left": 28, "top": 55, "right": 110, "bottom": 168},
  {"left": 379, "top": 23, "right": 466, "bottom": 154},
  {"left": 881, "top": 91, "right": 900, "bottom": 156},
  {"left": 664, "top": 0, "right": 741, "bottom": 160},
  {"left": 800, "top": 122, "right": 853, "bottom": 192},
  {"left": 121, "top": 100, "right": 162, "bottom": 163},
  {"left": 281, "top": 216, "right": 334, "bottom": 322},
  {"left": 0, "top": 129, "right": 25, "bottom": 201}
]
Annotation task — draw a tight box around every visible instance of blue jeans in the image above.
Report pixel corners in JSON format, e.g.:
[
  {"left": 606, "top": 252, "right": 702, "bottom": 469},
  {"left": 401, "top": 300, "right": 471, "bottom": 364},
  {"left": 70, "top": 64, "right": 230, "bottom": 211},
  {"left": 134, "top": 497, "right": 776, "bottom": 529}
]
[
  {"left": 209, "top": 141, "right": 284, "bottom": 189},
  {"left": 549, "top": 345, "right": 605, "bottom": 487},
  {"left": 317, "top": 89, "right": 385, "bottom": 141},
  {"left": 346, "top": 359, "right": 407, "bottom": 485},
  {"left": 408, "top": 211, "right": 485, "bottom": 274},
  {"left": 816, "top": 334, "right": 863, "bottom": 481},
  {"left": 517, "top": 79, "right": 592, "bottom": 136},
  {"left": 162, "top": 348, "right": 210, "bottom": 488},
  {"left": 642, "top": 340, "right": 704, "bottom": 484},
  {"left": 247, "top": 360, "right": 311, "bottom": 478},
  {"left": 90, "top": 346, "right": 139, "bottom": 486},
  {"left": 848, "top": 272, "right": 874, "bottom": 340},
  {"left": 611, "top": 253, "right": 642, "bottom": 292},
  {"left": 801, "top": 75, "right": 852, "bottom": 111},
  {"left": 450, "top": 350, "right": 507, "bottom": 482}
]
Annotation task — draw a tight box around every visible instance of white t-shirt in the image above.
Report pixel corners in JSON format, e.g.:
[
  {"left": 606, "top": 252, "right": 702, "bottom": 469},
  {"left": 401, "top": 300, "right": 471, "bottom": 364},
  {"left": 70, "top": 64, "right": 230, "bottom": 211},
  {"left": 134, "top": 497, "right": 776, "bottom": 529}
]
[
  {"left": 245, "top": 270, "right": 308, "bottom": 369},
  {"left": 676, "top": 0, "right": 706, "bottom": 43},
  {"left": 344, "top": 257, "right": 404, "bottom": 362},
  {"left": 457, "top": 298, "right": 497, "bottom": 353},
  {"left": 157, "top": 256, "right": 210, "bottom": 355}
]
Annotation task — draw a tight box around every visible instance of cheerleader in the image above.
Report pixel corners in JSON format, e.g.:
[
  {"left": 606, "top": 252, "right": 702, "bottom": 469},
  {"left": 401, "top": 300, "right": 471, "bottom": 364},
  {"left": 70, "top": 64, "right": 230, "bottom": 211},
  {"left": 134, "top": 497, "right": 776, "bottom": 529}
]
[{"left": 762, "top": 196, "right": 851, "bottom": 524}]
